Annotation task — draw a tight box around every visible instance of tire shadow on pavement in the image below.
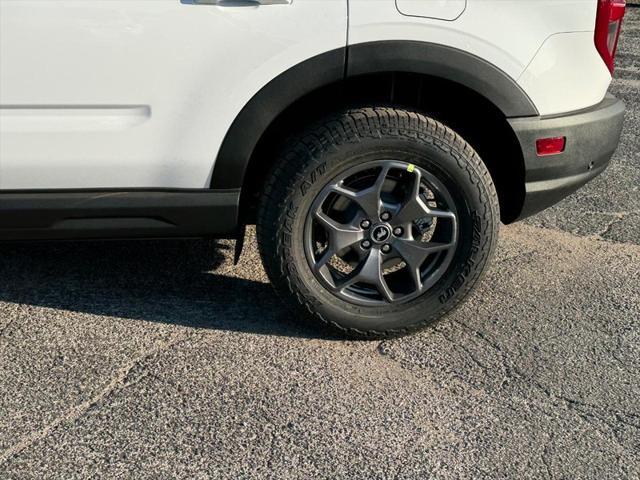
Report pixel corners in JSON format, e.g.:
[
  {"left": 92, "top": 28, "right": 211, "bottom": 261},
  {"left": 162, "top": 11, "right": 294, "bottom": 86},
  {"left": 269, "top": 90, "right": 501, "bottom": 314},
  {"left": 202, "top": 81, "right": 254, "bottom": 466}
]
[{"left": 0, "top": 239, "right": 335, "bottom": 340}]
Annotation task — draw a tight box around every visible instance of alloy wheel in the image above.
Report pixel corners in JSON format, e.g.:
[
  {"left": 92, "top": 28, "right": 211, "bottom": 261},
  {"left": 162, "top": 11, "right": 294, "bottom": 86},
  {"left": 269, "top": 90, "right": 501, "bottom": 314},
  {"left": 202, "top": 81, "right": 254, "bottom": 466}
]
[{"left": 304, "top": 160, "right": 459, "bottom": 306}]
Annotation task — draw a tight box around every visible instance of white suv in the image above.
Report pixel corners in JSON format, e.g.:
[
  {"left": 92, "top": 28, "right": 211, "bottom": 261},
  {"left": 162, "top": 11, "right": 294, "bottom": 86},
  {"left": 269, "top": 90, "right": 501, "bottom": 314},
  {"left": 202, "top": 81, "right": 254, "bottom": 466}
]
[{"left": 0, "top": 0, "right": 626, "bottom": 337}]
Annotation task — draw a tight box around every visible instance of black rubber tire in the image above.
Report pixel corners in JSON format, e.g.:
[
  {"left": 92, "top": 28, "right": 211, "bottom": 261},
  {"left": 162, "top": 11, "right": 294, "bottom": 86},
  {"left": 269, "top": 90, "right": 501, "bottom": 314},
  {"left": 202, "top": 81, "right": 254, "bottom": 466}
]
[{"left": 257, "top": 107, "right": 500, "bottom": 338}]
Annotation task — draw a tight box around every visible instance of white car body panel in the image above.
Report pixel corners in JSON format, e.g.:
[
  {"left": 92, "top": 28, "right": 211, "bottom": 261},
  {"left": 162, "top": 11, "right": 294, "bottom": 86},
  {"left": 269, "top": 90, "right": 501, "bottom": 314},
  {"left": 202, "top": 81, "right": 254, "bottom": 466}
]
[
  {"left": 349, "top": 0, "right": 610, "bottom": 115},
  {"left": 518, "top": 32, "right": 613, "bottom": 116},
  {"left": 0, "top": 0, "right": 347, "bottom": 189},
  {"left": 0, "top": 0, "right": 613, "bottom": 191}
]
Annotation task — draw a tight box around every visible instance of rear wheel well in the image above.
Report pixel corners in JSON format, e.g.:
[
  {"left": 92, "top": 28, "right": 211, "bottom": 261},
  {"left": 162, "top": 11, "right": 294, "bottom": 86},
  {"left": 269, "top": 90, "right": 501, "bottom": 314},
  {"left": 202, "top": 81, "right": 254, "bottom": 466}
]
[{"left": 240, "top": 72, "right": 525, "bottom": 224}]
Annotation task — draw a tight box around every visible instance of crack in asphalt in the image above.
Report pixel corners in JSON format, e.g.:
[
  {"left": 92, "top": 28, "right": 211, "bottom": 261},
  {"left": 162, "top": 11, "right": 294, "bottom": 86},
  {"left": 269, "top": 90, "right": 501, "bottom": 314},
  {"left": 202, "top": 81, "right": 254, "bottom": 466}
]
[
  {"left": 436, "top": 328, "right": 497, "bottom": 380},
  {"left": 376, "top": 313, "right": 639, "bottom": 469},
  {"left": 596, "top": 213, "right": 629, "bottom": 239},
  {"left": 452, "top": 320, "right": 640, "bottom": 424},
  {"left": 541, "top": 432, "right": 554, "bottom": 480},
  {"left": 0, "top": 331, "right": 188, "bottom": 466},
  {"left": 0, "top": 317, "right": 16, "bottom": 340}
]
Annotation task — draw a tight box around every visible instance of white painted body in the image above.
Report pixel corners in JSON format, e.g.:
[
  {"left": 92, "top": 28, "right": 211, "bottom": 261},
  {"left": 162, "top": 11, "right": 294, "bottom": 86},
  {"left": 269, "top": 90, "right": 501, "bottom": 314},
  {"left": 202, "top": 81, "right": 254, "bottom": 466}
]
[
  {"left": 0, "top": 0, "right": 612, "bottom": 190},
  {"left": 0, "top": 0, "right": 347, "bottom": 189}
]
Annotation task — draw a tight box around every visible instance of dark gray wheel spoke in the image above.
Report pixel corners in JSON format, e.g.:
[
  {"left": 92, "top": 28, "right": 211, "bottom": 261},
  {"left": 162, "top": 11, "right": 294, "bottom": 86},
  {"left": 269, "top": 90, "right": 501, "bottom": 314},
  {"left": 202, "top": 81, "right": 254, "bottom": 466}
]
[
  {"left": 427, "top": 208, "right": 457, "bottom": 220},
  {"left": 394, "top": 198, "right": 429, "bottom": 226},
  {"left": 337, "top": 249, "right": 394, "bottom": 302},
  {"left": 394, "top": 169, "right": 427, "bottom": 225},
  {"left": 315, "top": 211, "right": 363, "bottom": 253},
  {"left": 314, "top": 247, "right": 334, "bottom": 273},
  {"left": 331, "top": 166, "right": 390, "bottom": 219},
  {"left": 394, "top": 239, "right": 454, "bottom": 289},
  {"left": 312, "top": 211, "right": 364, "bottom": 281},
  {"left": 394, "top": 169, "right": 456, "bottom": 227}
]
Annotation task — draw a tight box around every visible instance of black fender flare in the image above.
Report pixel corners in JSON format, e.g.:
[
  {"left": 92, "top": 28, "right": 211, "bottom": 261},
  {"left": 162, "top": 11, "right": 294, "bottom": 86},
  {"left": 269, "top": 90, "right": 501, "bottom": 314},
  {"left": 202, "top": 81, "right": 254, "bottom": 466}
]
[
  {"left": 211, "top": 41, "right": 537, "bottom": 190},
  {"left": 348, "top": 41, "right": 538, "bottom": 118},
  {"left": 210, "top": 48, "right": 346, "bottom": 189}
]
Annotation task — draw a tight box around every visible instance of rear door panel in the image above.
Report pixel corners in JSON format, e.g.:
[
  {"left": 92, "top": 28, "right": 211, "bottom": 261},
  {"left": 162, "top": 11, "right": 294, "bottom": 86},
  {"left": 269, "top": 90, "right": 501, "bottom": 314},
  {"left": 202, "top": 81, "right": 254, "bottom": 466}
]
[{"left": 0, "top": 0, "right": 347, "bottom": 189}]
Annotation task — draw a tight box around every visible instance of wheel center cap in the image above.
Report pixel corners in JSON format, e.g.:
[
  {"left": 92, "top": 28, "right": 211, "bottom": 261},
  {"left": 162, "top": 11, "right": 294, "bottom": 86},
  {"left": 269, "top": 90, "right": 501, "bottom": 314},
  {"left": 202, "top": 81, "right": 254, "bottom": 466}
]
[{"left": 371, "top": 224, "right": 391, "bottom": 244}]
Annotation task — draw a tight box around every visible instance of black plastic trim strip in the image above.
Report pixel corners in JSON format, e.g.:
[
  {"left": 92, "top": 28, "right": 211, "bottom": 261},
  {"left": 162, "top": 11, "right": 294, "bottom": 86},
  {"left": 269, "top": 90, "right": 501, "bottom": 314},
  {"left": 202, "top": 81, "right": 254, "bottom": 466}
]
[{"left": 0, "top": 189, "right": 240, "bottom": 241}]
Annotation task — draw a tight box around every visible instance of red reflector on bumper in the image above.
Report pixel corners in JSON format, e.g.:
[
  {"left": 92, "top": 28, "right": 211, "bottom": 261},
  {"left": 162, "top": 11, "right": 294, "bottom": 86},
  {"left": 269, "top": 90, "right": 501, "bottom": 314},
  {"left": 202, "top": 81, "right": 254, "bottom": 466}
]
[{"left": 536, "top": 137, "right": 566, "bottom": 156}]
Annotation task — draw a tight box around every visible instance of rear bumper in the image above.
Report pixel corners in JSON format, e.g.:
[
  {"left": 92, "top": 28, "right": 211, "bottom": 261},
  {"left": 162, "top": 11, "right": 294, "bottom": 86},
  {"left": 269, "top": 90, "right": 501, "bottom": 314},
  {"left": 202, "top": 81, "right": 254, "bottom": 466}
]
[{"left": 508, "top": 94, "right": 625, "bottom": 221}]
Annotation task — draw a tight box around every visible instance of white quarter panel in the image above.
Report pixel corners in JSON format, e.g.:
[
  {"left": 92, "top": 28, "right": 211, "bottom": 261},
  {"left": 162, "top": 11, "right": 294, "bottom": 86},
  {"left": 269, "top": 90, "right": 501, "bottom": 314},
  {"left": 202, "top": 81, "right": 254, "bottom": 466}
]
[
  {"left": 518, "top": 32, "right": 612, "bottom": 116},
  {"left": 349, "top": 0, "right": 609, "bottom": 116},
  {"left": 396, "top": 0, "right": 466, "bottom": 21},
  {"left": 0, "top": 0, "right": 347, "bottom": 190}
]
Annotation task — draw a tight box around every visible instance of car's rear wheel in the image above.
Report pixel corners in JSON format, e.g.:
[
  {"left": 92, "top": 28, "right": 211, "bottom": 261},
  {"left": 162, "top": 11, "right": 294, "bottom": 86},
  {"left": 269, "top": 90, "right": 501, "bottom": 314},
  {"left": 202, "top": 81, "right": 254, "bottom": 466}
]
[{"left": 257, "top": 107, "right": 500, "bottom": 338}]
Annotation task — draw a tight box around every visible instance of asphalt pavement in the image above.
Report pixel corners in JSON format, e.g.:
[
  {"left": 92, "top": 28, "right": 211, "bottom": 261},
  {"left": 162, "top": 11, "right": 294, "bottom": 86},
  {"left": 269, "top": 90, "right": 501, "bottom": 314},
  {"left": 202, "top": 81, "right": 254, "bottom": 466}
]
[{"left": 1, "top": 9, "right": 639, "bottom": 480}]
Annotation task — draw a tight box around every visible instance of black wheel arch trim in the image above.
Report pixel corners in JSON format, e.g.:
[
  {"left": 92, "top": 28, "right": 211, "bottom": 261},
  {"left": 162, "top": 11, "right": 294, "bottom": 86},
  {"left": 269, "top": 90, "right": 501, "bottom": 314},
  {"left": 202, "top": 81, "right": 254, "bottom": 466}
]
[
  {"left": 347, "top": 41, "right": 538, "bottom": 118},
  {"left": 210, "top": 48, "right": 347, "bottom": 190},
  {"left": 210, "top": 41, "right": 538, "bottom": 191}
]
